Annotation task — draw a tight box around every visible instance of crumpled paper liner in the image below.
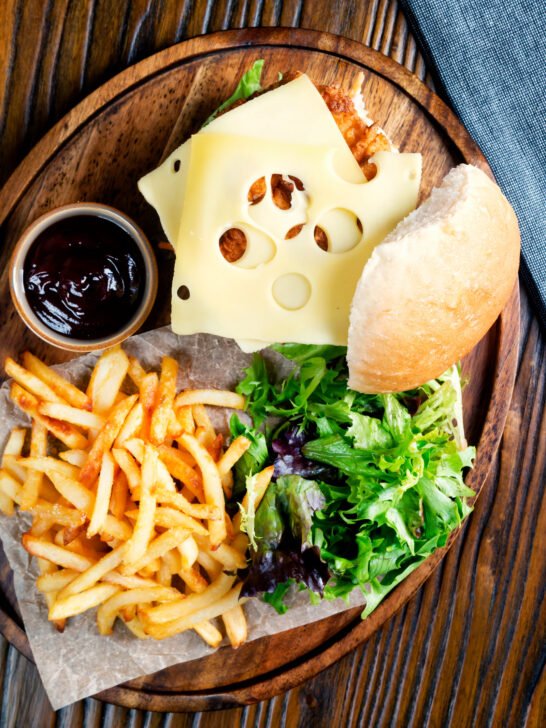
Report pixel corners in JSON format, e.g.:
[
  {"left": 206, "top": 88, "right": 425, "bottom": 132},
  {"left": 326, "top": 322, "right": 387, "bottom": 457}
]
[{"left": 0, "top": 327, "right": 365, "bottom": 710}]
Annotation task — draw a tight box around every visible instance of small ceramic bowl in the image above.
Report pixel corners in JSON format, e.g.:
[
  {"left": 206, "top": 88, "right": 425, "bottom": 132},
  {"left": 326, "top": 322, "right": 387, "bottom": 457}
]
[{"left": 9, "top": 202, "right": 158, "bottom": 352}]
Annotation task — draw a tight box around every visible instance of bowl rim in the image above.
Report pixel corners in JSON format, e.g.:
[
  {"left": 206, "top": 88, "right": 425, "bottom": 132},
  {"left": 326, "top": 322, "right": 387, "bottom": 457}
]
[{"left": 9, "top": 202, "right": 158, "bottom": 352}]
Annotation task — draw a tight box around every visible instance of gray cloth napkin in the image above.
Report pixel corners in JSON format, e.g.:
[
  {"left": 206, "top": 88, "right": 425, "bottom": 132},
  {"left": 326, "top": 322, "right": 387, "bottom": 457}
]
[{"left": 399, "top": 0, "right": 546, "bottom": 328}]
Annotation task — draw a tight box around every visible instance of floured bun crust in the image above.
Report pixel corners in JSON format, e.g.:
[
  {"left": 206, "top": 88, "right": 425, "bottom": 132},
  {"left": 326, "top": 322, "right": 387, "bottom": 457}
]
[{"left": 347, "top": 164, "right": 520, "bottom": 393}]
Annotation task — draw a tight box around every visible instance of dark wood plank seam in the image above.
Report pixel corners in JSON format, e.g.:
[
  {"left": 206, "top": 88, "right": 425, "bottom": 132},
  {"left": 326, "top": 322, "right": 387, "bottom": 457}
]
[
  {"left": 488, "top": 367, "right": 546, "bottom": 726},
  {"left": 0, "top": 2, "right": 22, "bottom": 133}
]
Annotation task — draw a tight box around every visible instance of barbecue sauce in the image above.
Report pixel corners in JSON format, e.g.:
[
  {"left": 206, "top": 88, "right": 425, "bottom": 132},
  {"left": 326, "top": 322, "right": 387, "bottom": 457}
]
[{"left": 24, "top": 215, "right": 145, "bottom": 340}]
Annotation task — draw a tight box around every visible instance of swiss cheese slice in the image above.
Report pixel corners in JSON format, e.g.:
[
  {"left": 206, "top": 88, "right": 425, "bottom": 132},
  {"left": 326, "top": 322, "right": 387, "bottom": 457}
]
[
  {"left": 171, "top": 133, "right": 421, "bottom": 346},
  {"left": 138, "top": 74, "right": 365, "bottom": 246}
]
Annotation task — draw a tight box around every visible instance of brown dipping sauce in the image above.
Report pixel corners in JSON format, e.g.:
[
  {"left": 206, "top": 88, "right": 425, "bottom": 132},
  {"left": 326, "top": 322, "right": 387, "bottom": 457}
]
[{"left": 23, "top": 215, "right": 145, "bottom": 340}]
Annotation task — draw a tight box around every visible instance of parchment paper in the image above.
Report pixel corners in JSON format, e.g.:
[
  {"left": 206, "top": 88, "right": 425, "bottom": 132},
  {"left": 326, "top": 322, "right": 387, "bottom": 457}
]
[{"left": 0, "top": 327, "right": 365, "bottom": 710}]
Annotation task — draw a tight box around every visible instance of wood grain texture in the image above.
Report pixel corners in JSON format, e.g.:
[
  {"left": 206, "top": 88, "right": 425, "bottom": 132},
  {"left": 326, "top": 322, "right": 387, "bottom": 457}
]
[{"left": 0, "top": 1, "right": 543, "bottom": 727}]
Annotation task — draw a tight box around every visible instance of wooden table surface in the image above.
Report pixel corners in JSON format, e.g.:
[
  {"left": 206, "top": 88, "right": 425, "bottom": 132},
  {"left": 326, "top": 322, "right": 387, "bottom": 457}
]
[{"left": 0, "top": 1, "right": 544, "bottom": 726}]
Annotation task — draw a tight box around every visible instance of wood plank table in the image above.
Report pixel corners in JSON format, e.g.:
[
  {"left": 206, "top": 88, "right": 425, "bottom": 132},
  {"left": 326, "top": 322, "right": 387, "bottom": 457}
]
[{"left": 0, "top": 2, "right": 544, "bottom": 726}]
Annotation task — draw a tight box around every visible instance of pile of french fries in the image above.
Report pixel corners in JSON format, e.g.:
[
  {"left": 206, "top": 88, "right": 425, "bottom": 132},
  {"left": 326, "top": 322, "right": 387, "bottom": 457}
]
[{"left": 0, "top": 346, "right": 273, "bottom": 647}]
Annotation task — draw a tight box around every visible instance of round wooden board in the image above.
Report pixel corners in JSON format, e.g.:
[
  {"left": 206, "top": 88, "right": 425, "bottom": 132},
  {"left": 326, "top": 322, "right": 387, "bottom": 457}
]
[{"left": 0, "top": 28, "right": 519, "bottom": 712}]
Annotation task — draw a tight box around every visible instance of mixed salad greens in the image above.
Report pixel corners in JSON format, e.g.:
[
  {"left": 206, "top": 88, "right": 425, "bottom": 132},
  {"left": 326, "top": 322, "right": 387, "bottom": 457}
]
[{"left": 232, "top": 345, "right": 476, "bottom": 618}]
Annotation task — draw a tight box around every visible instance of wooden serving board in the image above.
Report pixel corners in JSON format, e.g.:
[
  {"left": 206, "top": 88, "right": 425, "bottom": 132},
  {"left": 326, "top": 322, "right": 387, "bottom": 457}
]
[{"left": 0, "top": 28, "right": 519, "bottom": 712}]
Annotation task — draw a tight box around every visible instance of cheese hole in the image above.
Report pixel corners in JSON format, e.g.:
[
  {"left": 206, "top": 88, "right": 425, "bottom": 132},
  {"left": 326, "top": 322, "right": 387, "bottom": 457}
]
[
  {"left": 177, "top": 285, "right": 190, "bottom": 300},
  {"left": 271, "top": 174, "right": 295, "bottom": 210},
  {"left": 314, "top": 226, "right": 328, "bottom": 251},
  {"left": 285, "top": 224, "right": 304, "bottom": 239},
  {"left": 248, "top": 178, "right": 266, "bottom": 205},
  {"left": 219, "top": 228, "right": 247, "bottom": 263},
  {"left": 289, "top": 175, "right": 305, "bottom": 191},
  {"left": 272, "top": 273, "right": 311, "bottom": 310},
  {"left": 314, "top": 209, "right": 363, "bottom": 253},
  {"left": 172, "top": 159, "right": 181, "bottom": 173}
]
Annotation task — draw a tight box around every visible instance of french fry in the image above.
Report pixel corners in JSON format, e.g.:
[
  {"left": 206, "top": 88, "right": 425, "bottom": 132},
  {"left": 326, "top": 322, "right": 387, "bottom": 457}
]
[
  {"left": 174, "top": 405, "right": 195, "bottom": 435},
  {"left": 195, "top": 537, "right": 247, "bottom": 570},
  {"left": 222, "top": 604, "right": 247, "bottom": 648},
  {"left": 143, "top": 572, "right": 235, "bottom": 624},
  {"left": 221, "top": 469, "right": 234, "bottom": 499},
  {"left": 101, "top": 571, "right": 161, "bottom": 590},
  {"left": 30, "top": 514, "right": 57, "bottom": 537},
  {"left": 161, "top": 548, "right": 182, "bottom": 575},
  {"left": 37, "top": 558, "right": 66, "bottom": 632},
  {"left": 193, "top": 620, "right": 223, "bottom": 647},
  {"left": 87, "top": 451, "right": 115, "bottom": 537},
  {"left": 217, "top": 436, "right": 251, "bottom": 478},
  {"left": 175, "top": 389, "right": 245, "bottom": 410},
  {"left": 154, "top": 485, "right": 221, "bottom": 521},
  {"left": 38, "top": 402, "right": 105, "bottom": 430},
  {"left": 0, "top": 487, "right": 14, "bottom": 516},
  {"left": 114, "top": 402, "right": 144, "bottom": 447},
  {"left": 59, "top": 449, "right": 88, "bottom": 467},
  {"left": 145, "top": 584, "right": 244, "bottom": 639},
  {"left": 16, "top": 456, "right": 79, "bottom": 480},
  {"left": 49, "top": 583, "right": 120, "bottom": 621},
  {"left": 123, "top": 439, "right": 176, "bottom": 493},
  {"left": 0, "top": 432, "right": 26, "bottom": 511},
  {"left": 178, "top": 434, "right": 226, "bottom": 548},
  {"left": 139, "top": 372, "right": 158, "bottom": 439},
  {"left": 5, "top": 357, "right": 66, "bottom": 404},
  {"left": 127, "top": 356, "right": 147, "bottom": 388},
  {"left": 231, "top": 532, "right": 249, "bottom": 555},
  {"left": 57, "top": 542, "right": 127, "bottom": 599},
  {"left": 123, "top": 443, "right": 156, "bottom": 566},
  {"left": 55, "top": 532, "right": 104, "bottom": 560},
  {"left": 96, "top": 586, "right": 179, "bottom": 635},
  {"left": 121, "top": 604, "right": 137, "bottom": 622},
  {"left": 156, "top": 445, "right": 203, "bottom": 500},
  {"left": 2, "top": 428, "right": 26, "bottom": 457},
  {"left": 138, "top": 559, "right": 160, "bottom": 578},
  {"left": 207, "top": 433, "right": 224, "bottom": 462},
  {"left": 61, "top": 523, "right": 86, "bottom": 545},
  {"left": 79, "top": 394, "right": 137, "bottom": 486},
  {"left": 157, "top": 558, "right": 172, "bottom": 587},
  {"left": 167, "top": 409, "right": 184, "bottom": 440},
  {"left": 30, "top": 500, "right": 86, "bottom": 528},
  {"left": 0, "top": 432, "right": 24, "bottom": 513},
  {"left": 177, "top": 535, "right": 198, "bottom": 569},
  {"left": 36, "top": 568, "right": 79, "bottom": 593},
  {"left": 10, "top": 383, "right": 88, "bottom": 449},
  {"left": 110, "top": 471, "right": 128, "bottom": 520},
  {"left": 0, "top": 469, "right": 23, "bottom": 504},
  {"left": 112, "top": 448, "right": 141, "bottom": 492},
  {"left": 177, "top": 567, "right": 208, "bottom": 594},
  {"left": 47, "top": 472, "right": 132, "bottom": 541},
  {"left": 196, "top": 550, "right": 223, "bottom": 581},
  {"left": 22, "top": 351, "right": 91, "bottom": 410},
  {"left": 150, "top": 357, "right": 178, "bottom": 446},
  {"left": 87, "top": 346, "right": 129, "bottom": 414},
  {"left": 122, "top": 526, "right": 189, "bottom": 576},
  {"left": 22, "top": 533, "right": 94, "bottom": 571},
  {"left": 1, "top": 454, "right": 27, "bottom": 483},
  {"left": 124, "top": 617, "right": 149, "bottom": 639},
  {"left": 191, "top": 405, "right": 216, "bottom": 448},
  {"left": 125, "top": 506, "right": 208, "bottom": 536}
]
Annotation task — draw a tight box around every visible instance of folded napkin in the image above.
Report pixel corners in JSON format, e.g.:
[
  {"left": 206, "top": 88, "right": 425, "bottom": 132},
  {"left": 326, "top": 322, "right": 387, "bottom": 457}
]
[{"left": 399, "top": 0, "right": 546, "bottom": 328}]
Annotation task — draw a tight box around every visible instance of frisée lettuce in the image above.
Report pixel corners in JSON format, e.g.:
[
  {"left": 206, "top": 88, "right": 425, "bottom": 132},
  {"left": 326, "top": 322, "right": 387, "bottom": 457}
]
[{"left": 234, "top": 344, "right": 475, "bottom": 618}]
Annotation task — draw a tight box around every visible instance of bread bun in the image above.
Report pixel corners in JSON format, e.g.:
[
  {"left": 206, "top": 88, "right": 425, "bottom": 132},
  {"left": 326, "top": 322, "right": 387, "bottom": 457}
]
[{"left": 347, "top": 164, "right": 520, "bottom": 393}]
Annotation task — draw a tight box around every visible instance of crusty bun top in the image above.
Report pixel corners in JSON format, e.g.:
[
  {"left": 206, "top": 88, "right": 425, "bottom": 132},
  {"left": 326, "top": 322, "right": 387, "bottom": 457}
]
[{"left": 347, "top": 164, "right": 520, "bottom": 394}]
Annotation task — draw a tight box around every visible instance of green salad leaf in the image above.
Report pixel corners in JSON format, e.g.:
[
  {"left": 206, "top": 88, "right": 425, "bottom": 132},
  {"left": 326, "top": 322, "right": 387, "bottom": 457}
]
[
  {"left": 202, "top": 59, "right": 264, "bottom": 127},
  {"left": 236, "top": 345, "right": 476, "bottom": 618}
]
